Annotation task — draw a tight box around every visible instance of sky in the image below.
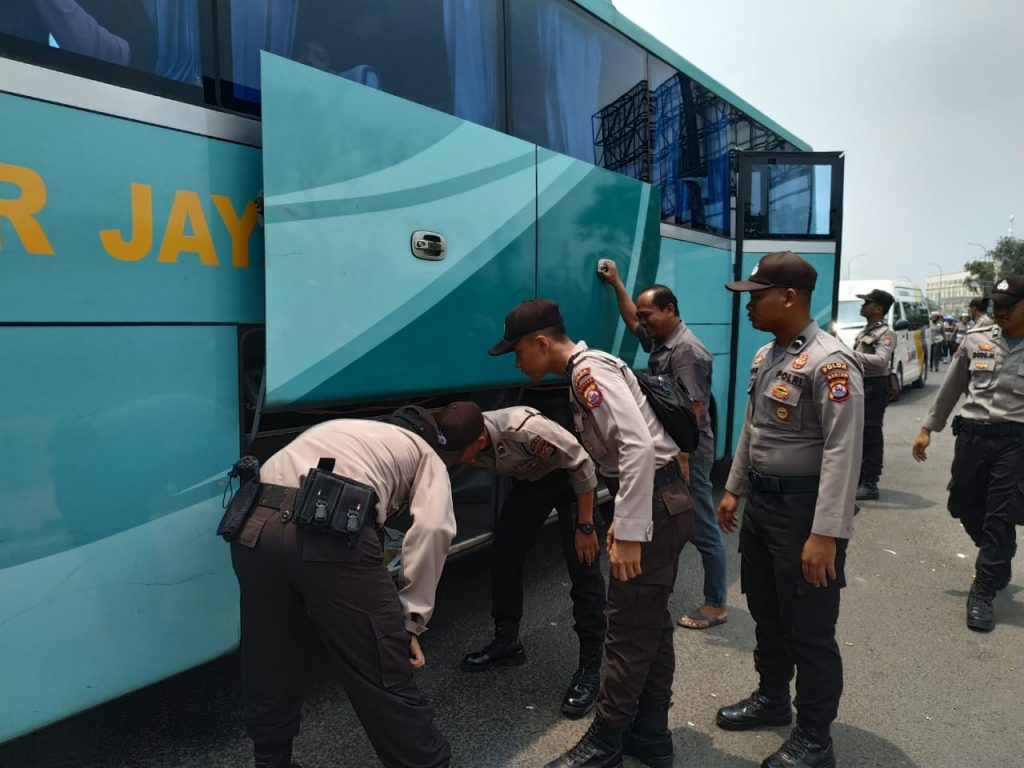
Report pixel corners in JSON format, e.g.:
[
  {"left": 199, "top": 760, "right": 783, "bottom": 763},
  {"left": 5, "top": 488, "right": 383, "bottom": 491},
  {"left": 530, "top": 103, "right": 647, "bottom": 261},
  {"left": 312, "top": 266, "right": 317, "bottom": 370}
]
[{"left": 614, "top": 0, "right": 1024, "bottom": 286}]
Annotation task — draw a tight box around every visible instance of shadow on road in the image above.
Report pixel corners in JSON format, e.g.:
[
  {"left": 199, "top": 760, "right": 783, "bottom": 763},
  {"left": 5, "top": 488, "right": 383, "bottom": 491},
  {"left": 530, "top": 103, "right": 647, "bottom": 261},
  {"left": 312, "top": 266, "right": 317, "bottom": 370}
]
[{"left": 856, "top": 488, "right": 935, "bottom": 511}]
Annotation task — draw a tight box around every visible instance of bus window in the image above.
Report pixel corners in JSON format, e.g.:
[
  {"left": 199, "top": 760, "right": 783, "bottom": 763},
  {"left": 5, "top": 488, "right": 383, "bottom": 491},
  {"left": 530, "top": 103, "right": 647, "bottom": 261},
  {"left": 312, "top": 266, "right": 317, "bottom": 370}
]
[
  {"left": 224, "top": 0, "right": 505, "bottom": 130},
  {"left": 508, "top": 0, "right": 646, "bottom": 169},
  {"left": 744, "top": 162, "right": 833, "bottom": 238},
  {"left": 0, "top": 0, "right": 202, "bottom": 85}
]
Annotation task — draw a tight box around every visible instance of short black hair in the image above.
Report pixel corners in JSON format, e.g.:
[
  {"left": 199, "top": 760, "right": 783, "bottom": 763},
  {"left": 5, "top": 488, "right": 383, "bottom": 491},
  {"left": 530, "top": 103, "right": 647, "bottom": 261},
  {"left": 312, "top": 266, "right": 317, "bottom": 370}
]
[
  {"left": 968, "top": 297, "right": 988, "bottom": 312},
  {"left": 641, "top": 285, "right": 679, "bottom": 316},
  {"left": 794, "top": 289, "right": 813, "bottom": 307},
  {"left": 532, "top": 324, "right": 568, "bottom": 343}
]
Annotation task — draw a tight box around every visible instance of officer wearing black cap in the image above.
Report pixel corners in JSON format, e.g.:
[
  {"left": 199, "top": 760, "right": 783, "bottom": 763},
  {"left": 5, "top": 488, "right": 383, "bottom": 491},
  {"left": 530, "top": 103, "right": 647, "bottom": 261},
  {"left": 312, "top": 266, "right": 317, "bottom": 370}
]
[
  {"left": 850, "top": 289, "right": 896, "bottom": 501},
  {"left": 228, "top": 403, "right": 483, "bottom": 768},
  {"left": 717, "top": 251, "right": 863, "bottom": 768},
  {"left": 491, "top": 298, "right": 694, "bottom": 768},
  {"left": 913, "top": 275, "right": 1024, "bottom": 632}
]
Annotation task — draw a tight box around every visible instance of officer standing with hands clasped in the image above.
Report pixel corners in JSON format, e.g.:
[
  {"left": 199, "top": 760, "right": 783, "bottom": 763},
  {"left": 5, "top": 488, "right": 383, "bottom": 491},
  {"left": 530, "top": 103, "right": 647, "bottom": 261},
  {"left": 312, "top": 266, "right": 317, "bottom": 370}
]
[
  {"left": 850, "top": 289, "right": 896, "bottom": 501},
  {"left": 717, "top": 252, "right": 863, "bottom": 768},
  {"left": 222, "top": 402, "right": 484, "bottom": 768},
  {"left": 456, "top": 405, "right": 607, "bottom": 718},
  {"left": 912, "top": 275, "right": 1024, "bottom": 632},
  {"left": 490, "top": 298, "right": 694, "bottom": 768},
  {"left": 596, "top": 258, "right": 728, "bottom": 630}
]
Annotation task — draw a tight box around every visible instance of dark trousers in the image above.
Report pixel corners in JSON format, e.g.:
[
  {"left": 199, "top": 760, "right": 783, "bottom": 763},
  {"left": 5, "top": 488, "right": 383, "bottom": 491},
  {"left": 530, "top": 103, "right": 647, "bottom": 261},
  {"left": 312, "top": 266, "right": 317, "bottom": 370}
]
[
  {"left": 860, "top": 376, "right": 890, "bottom": 484},
  {"left": 492, "top": 471, "right": 606, "bottom": 660},
  {"left": 929, "top": 341, "right": 943, "bottom": 370},
  {"left": 740, "top": 484, "right": 848, "bottom": 735},
  {"left": 947, "top": 426, "right": 1024, "bottom": 589},
  {"left": 231, "top": 507, "right": 450, "bottom": 768},
  {"left": 595, "top": 477, "right": 694, "bottom": 730}
]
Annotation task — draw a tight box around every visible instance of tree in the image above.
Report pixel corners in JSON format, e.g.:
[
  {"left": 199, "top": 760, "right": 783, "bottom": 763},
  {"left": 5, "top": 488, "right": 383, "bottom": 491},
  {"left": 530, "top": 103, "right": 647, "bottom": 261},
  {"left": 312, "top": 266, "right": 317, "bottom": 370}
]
[{"left": 964, "top": 236, "right": 1024, "bottom": 294}]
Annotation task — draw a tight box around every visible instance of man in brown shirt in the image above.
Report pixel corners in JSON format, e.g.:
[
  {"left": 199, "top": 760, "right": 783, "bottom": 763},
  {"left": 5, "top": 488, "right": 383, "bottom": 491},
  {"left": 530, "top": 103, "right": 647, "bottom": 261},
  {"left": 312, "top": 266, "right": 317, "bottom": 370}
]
[{"left": 229, "top": 403, "right": 483, "bottom": 768}]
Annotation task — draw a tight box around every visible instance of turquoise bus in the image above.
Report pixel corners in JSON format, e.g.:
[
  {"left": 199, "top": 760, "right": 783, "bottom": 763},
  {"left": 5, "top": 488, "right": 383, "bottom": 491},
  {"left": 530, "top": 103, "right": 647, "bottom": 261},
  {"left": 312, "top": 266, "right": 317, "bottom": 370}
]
[{"left": 0, "top": 0, "right": 843, "bottom": 741}]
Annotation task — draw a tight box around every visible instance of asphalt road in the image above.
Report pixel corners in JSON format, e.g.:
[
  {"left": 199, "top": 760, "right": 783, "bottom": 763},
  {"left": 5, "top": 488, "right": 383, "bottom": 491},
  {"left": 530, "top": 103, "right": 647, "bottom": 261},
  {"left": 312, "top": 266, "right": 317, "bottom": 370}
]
[{"left": 4, "top": 366, "right": 1022, "bottom": 768}]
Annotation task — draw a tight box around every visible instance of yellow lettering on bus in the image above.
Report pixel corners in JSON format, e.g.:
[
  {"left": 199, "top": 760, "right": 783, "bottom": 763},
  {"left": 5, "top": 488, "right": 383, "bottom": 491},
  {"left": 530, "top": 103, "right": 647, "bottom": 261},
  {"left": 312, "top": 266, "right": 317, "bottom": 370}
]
[
  {"left": 99, "top": 182, "right": 153, "bottom": 262},
  {"left": 0, "top": 163, "right": 55, "bottom": 255},
  {"left": 211, "top": 195, "right": 258, "bottom": 268},
  {"left": 157, "top": 190, "right": 218, "bottom": 266}
]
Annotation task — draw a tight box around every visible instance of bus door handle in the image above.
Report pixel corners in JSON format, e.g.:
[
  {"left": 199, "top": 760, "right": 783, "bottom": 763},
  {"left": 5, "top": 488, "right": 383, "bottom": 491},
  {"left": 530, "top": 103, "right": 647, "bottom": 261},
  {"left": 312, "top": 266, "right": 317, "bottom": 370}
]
[{"left": 411, "top": 231, "right": 446, "bottom": 260}]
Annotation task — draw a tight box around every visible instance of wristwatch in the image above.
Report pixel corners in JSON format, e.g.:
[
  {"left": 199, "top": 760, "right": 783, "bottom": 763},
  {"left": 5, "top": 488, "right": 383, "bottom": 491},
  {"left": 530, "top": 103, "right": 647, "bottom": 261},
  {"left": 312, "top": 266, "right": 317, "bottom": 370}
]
[{"left": 576, "top": 522, "right": 596, "bottom": 535}]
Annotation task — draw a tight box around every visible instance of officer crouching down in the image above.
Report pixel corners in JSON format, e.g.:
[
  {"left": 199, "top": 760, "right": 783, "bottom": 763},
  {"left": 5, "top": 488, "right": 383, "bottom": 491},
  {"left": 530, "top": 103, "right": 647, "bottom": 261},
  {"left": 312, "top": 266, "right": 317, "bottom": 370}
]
[
  {"left": 913, "top": 275, "right": 1024, "bottom": 632},
  {"left": 221, "top": 403, "right": 484, "bottom": 768}
]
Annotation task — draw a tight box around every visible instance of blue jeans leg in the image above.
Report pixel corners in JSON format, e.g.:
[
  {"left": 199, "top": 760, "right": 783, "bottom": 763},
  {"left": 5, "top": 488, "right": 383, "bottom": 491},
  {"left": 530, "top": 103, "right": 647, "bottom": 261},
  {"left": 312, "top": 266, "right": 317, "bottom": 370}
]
[{"left": 688, "top": 457, "right": 728, "bottom": 608}]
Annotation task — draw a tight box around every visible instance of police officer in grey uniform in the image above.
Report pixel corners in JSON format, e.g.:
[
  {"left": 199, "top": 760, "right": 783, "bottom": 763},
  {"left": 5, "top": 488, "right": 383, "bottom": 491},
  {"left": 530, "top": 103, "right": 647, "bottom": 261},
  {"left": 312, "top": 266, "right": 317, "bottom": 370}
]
[
  {"left": 913, "top": 275, "right": 1024, "bottom": 632},
  {"left": 967, "top": 297, "right": 994, "bottom": 330},
  {"left": 491, "top": 299, "right": 694, "bottom": 768},
  {"left": 717, "top": 252, "right": 863, "bottom": 768},
  {"left": 456, "top": 406, "right": 607, "bottom": 718},
  {"left": 228, "top": 403, "right": 484, "bottom": 768},
  {"left": 850, "top": 289, "right": 897, "bottom": 501}
]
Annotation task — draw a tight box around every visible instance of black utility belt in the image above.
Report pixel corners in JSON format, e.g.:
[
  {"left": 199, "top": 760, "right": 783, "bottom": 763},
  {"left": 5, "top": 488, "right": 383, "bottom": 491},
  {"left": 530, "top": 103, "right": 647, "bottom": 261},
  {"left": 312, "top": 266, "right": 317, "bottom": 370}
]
[
  {"left": 953, "top": 416, "right": 1024, "bottom": 437},
  {"left": 748, "top": 468, "right": 819, "bottom": 494},
  {"left": 290, "top": 468, "right": 379, "bottom": 547},
  {"left": 654, "top": 460, "right": 682, "bottom": 489}
]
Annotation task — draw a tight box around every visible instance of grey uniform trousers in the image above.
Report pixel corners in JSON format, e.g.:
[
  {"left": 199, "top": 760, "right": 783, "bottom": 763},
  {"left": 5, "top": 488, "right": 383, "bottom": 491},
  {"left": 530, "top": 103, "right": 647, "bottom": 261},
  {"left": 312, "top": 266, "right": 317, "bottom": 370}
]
[{"left": 231, "top": 504, "right": 450, "bottom": 768}]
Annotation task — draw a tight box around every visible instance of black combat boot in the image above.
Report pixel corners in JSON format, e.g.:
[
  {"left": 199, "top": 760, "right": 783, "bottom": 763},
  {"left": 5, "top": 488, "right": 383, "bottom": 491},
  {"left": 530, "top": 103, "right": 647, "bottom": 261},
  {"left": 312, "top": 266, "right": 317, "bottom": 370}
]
[
  {"left": 966, "top": 581, "right": 996, "bottom": 632},
  {"left": 716, "top": 690, "right": 792, "bottom": 731},
  {"left": 761, "top": 725, "right": 835, "bottom": 768},
  {"left": 562, "top": 648, "right": 601, "bottom": 718},
  {"left": 543, "top": 720, "right": 623, "bottom": 768},
  {"left": 855, "top": 481, "right": 879, "bottom": 501},
  {"left": 622, "top": 708, "right": 673, "bottom": 768},
  {"left": 461, "top": 620, "right": 526, "bottom": 671},
  {"left": 254, "top": 741, "right": 300, "bottom": 768}
]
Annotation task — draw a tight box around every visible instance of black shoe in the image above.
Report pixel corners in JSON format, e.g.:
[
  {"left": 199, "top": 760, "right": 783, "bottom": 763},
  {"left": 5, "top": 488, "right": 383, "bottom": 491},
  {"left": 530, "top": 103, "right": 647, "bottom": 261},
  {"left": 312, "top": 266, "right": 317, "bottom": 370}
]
[
  {"left": 761, "top": 725, "right": 835, "bottom": 768},
  {"left": 966, "top": 583, "right": 995, "bottom": 632},
  {"left": 622, "top": 725, "right": 673, "bottom": 768},
  {"left": 254, "top": 742, "right": 298, "bottom": 768},
  {"left": 461, "top": 637, "right": 526, "bottom": 671},
  {"left": 716, "top": 691, "right": 792, "bottom": 731},
  {"left": 855, "top": 481, "right": 879, "bottom": 501},
  {"left": 562, "top": 665, "right": 601, "bottom": 718},
  {"left": 544, "top": 722, "right": 622, "bottom": 768}
]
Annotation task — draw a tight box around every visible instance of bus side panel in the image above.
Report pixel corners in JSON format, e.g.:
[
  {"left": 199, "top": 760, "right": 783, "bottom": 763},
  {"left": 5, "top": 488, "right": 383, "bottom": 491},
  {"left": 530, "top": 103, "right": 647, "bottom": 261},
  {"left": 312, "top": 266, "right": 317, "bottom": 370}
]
[
  {"left": 536, "top": 149, "right": 661, "bottom": 366},
  {"left": 0, "top": 326, "right": 241, "bottom": 741},
  {"left": 654, "top": 237, "right": 733, "bottom": 459},
  {"left": 730, "top": 249, "right": 837, "bottom": 455},
  {"left": 261, "top": 55, "right": 536, "bottom": 407},
  {"left": 0, "top": 93, "right": 264, "bottom": 324}
]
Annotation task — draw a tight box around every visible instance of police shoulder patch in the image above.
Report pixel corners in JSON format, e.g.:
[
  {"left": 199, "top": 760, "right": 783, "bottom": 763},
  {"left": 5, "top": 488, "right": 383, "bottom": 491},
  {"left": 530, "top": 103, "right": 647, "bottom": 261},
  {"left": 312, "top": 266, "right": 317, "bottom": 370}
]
[
  {"left": 574, "top": 368, "right": 604, "bottom": 409},
  {"left": 528, "top": 435, "right": 556, "bottom": 458}
]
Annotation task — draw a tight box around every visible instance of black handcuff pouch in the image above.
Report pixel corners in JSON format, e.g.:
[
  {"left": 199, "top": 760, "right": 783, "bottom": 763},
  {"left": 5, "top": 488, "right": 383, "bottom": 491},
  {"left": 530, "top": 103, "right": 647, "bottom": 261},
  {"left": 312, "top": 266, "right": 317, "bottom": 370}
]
[{"left": 294, "top": 460, "right": 378, "bottom": 548}]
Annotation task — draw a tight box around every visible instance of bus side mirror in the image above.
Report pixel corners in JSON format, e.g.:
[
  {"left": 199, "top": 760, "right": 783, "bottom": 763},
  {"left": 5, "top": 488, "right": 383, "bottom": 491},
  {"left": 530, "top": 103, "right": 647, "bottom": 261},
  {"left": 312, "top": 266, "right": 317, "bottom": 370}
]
[{"left": 893, "top": 319, "right": 910, "bottom": 331}]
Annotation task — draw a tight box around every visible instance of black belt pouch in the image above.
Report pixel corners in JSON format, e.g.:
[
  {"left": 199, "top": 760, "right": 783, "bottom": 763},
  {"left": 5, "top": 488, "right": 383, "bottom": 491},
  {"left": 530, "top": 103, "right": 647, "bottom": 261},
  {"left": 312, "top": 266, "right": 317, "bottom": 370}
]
[
  {"left": 217, "top": 456, "right": 261, "bottom": 542},
  {"left": 294, "top": 468, "right": 378, "bottom": 548}
]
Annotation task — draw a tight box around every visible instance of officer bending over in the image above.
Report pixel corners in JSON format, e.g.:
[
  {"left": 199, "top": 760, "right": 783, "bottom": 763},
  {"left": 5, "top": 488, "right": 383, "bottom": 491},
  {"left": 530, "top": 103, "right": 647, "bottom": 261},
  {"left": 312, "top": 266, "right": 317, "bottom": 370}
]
[
  {"left": 850, "top": 289, "right": 896, "bottom": 501},
  {"left": 492, "top": 299, "right": 694, "bottom": 768},
  {"left": 913, "top": 275, "right": 1024, "bottom": 632},
  {"left": 718, "top": 252, "right": 863, "bottom": 768},
  {"left": 456, "top": 405, "right": 607, "bottom": 718},
  {"left": 226, "top": 403, "right": 483, "bottom": 768}
]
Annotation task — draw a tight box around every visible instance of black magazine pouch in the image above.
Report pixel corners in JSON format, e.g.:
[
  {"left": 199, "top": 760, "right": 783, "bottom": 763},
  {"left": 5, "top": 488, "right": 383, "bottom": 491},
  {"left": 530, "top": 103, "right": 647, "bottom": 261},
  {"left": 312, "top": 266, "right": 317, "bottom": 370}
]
[
  {"left": 294, "top": 466, "right": 378, "bottom": 548},
  {"left": 217, "top": 456, "right": 261, "bottom": 542}
]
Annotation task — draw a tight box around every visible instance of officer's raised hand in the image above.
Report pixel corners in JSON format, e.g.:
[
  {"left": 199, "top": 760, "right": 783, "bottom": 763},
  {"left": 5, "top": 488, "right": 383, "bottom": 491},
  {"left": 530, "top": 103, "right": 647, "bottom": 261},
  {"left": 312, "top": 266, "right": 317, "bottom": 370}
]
[
  {"left": 801, "top": 533, "right": 837, "bottom": 588},
  {"left": 409, "top": 634, "right": 425, "bottom": 669},
  {"left": 911, "top": 428, "right": 931, "bottom": 462},
  {"left": 717, "top": 491, "right": 740, "bottom": 533},
  {"left": 606, "top": 521, "right": 642, "bottom": 581}
]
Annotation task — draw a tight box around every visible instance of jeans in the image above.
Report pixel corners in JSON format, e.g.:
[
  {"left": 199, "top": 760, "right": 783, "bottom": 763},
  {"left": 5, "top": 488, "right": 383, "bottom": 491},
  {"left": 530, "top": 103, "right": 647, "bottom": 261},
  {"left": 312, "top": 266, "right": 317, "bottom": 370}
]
[{"left": 688, "top": 457, "right": 728, "bottom": 608}]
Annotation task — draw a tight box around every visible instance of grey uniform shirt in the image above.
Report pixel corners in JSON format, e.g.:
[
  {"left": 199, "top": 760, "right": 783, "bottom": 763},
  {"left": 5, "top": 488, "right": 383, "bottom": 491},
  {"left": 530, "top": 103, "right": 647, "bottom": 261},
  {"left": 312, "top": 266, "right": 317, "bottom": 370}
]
[
  {"left": 635, "top": 321, "right": 715, "bottom": 463},
  {"left": 474, "top": 407, "right": 597, "bottom": 494},
  {"left": 726, "top": 322, "right": 864, "bottom": 539},
  {"left": 970, "top": 314, "right": 994, "bottom": 330},
  {"left": 852, "top": 320, "right": 896, "bottom": 379},
  {"left": 922, "top": 325, "right": 1024, "bottom": 430},
  {"left": 260, "top": 420, "right": 456, "bottom": 636},
  {"left": 567, "top": 341, "right": 680, "bottom": 543}
]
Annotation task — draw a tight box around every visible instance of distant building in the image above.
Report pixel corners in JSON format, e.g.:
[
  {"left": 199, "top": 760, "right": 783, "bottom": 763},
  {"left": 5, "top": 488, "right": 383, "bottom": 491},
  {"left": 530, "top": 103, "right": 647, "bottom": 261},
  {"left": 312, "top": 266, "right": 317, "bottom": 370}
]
[{"left": 925, "top": 270, "right": 974, "bottom": 315}]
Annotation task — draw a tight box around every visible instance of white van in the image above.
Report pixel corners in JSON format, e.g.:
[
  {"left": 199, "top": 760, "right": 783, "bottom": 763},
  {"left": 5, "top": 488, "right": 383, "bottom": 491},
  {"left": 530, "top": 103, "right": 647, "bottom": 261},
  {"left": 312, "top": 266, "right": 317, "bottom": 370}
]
[{"left": 836, "top": 280, "right": 930, "bottom": 392}]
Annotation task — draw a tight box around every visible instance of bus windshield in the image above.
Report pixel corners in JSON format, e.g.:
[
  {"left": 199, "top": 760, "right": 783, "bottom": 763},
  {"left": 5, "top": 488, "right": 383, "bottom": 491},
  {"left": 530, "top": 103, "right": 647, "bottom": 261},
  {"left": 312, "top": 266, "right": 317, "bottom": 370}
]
[{"left": 836, "top": 300, "right": 865, "bottom": 328}]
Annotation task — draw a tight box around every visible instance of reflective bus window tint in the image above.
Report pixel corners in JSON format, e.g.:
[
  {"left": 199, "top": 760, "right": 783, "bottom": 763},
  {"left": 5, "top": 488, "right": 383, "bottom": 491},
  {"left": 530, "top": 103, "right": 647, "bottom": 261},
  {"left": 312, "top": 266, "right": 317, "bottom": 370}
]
[
  {"left": 225, "top": 0, "right": 504, "bottom": 130},
  {"left": 0, "top": 0, "right": 203, "bottom": 85},
  {"left": 746, "top": 163, "right": 833, "bottom": 237},
  {"left": 509, "top": 0, "right": 645, "bottom": 166}
]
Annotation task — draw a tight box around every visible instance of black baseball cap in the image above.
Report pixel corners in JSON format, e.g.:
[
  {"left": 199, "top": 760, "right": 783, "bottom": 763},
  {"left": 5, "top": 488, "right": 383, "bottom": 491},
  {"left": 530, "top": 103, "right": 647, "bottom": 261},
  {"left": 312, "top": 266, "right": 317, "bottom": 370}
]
[
  {"left": 725, "top": 251, "right": 818, "bottom": 293},
  {"left": 489, "top": 299, "right": 564, "bottom": 356},
  {"left": 990, "top": 275, "right": 1024, "bottom": 307},
  {"left": 434, "top": 401, "right": 485, "bottom": 454},
  {"left": 856, "top": 289, "right": 894, "bottom": 312}
]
